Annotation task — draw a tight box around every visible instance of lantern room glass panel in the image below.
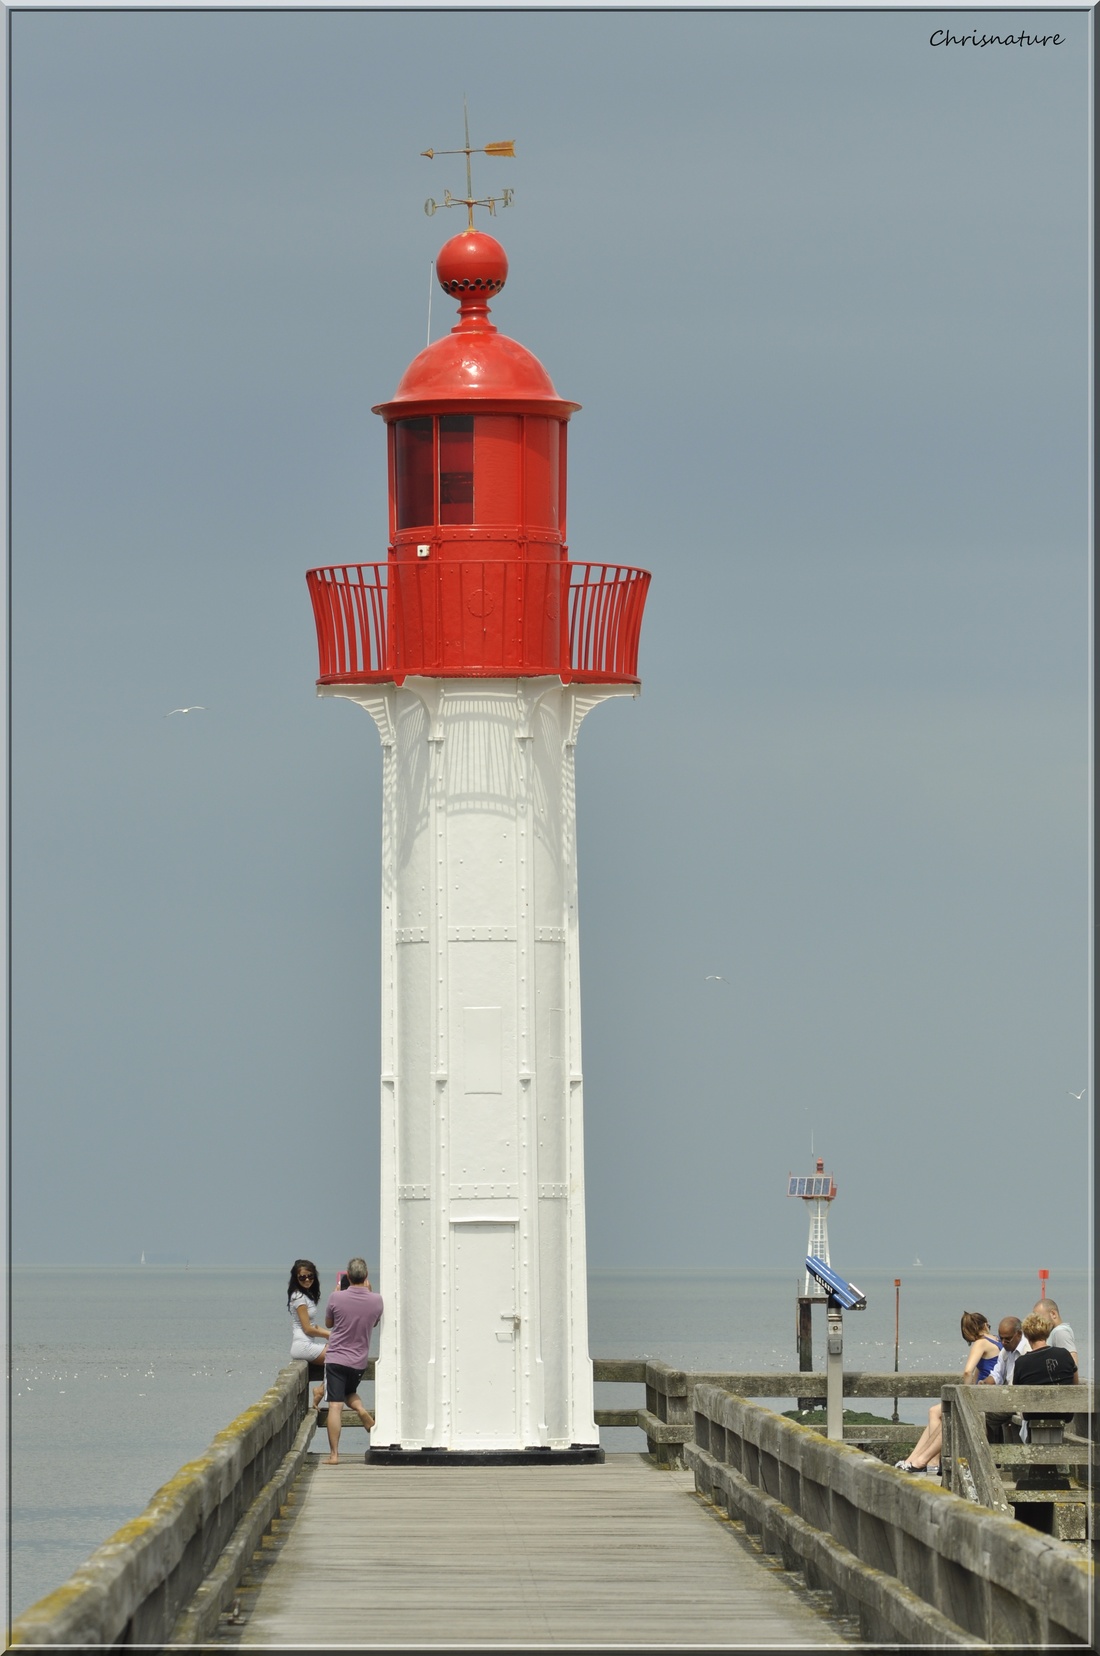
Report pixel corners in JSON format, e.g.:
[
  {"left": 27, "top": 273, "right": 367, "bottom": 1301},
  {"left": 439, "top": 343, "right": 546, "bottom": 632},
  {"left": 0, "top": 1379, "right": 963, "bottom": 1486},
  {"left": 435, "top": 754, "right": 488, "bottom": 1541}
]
[
  {"left": 439, "top": 415, "right": 474, "bottom": 525},
  {"left": 395, "top": 417, "right": 434, "bottom": 530},
  {"left": 522, "top": 417, "right": 559, "bottom": 531},
  {"left": 472, "top": 415, "right": 523, "bottom": 524}
]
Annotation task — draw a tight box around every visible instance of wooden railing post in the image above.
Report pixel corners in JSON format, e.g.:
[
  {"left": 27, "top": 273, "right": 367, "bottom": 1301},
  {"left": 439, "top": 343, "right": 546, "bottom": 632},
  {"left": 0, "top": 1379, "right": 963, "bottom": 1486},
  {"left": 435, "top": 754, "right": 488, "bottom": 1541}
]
[
  {"left": 641, "top": 1362, "right": 693, "bottom": 1467},
  {"left": 945, "top": 1385, "right": 1012, "bottom": 1514}
]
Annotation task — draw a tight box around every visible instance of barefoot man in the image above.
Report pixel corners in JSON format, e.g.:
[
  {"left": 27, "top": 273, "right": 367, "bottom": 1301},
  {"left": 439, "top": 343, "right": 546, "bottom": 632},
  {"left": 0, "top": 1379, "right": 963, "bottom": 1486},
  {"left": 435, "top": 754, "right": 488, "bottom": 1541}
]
[{"left": 323, "top": 1257, "right": 382, "bottom": 1463}]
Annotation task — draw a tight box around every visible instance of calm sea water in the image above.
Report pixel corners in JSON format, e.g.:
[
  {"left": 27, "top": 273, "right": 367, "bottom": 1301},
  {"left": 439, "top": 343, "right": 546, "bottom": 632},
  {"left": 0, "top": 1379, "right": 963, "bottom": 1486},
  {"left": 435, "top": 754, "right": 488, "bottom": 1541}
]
[{"left": 9, "top": 1263, "right": 1090, "bottom": 1618}]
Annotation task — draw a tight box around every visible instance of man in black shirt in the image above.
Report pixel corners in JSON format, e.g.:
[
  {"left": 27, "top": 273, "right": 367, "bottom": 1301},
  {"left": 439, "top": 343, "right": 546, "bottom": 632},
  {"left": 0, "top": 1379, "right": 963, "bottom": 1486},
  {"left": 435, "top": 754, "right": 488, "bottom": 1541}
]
[
  {"left": 1009, "top": 1314, "right": 1079, "bottom": 1501},
  {"left": 1013, "top": 1313, "right": 1077, "bottom": 1387}
]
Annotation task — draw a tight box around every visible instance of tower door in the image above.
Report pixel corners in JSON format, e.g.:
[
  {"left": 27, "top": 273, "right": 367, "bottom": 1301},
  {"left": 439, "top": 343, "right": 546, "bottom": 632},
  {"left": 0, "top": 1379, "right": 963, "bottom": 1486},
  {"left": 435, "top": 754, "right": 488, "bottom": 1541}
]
[{"left": 451, "top": 1220, "right": 519, "bottom": 1448}]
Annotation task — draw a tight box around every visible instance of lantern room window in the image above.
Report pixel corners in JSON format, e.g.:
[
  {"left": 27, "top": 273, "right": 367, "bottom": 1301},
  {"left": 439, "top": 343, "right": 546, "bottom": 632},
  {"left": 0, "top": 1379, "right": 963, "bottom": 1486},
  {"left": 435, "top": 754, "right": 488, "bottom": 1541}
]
[
  {"left": 391, "top": 414, "right": 566, "bottom": 534},
  {"left": 439, "top": 415, "right": 474, "bottom": 524},
  {"left": 394, "top": 417, "right": 433, "bottom": 530}
]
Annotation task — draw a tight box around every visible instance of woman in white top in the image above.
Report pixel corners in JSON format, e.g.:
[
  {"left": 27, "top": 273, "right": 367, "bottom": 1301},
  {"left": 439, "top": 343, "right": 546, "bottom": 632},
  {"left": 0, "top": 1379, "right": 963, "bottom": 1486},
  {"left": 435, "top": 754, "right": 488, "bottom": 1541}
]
[{"left": 287, "top": 1258, "right": 329, "bottom": 1409}]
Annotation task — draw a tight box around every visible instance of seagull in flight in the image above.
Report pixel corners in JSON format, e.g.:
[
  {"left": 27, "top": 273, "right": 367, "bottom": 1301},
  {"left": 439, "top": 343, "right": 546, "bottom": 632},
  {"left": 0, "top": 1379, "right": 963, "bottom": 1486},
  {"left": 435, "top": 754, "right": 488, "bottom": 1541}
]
[
  {"left": 705, "top": 975, "right": 730, "bottom": 984},
  {"left": 165, "top": 706, "right": 206, "bottom": 717},
  {"left": 1068, "top": 1088, "right": 1086, "bottom": 1100}
]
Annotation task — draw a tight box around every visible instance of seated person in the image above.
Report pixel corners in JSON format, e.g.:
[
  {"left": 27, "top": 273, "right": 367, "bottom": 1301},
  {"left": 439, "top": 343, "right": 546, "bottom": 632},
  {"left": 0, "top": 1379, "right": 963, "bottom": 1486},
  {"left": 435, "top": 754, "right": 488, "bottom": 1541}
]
[
  {"left": 1012, "top": 1313, "right": 1077, "bottom": 1400},
  {"left": 896, "top": 1311, "right": 1001, "bottom": 1476},
  {"left": 981, "top": 1315, "right": 1030, "bottom": 1443},
  {"left": 1009, "top": 1313, "right": 1078, "bottom": 1484},
  {"left": 1032, "top": 1299, "right": 1079, "bottom": 1383}
]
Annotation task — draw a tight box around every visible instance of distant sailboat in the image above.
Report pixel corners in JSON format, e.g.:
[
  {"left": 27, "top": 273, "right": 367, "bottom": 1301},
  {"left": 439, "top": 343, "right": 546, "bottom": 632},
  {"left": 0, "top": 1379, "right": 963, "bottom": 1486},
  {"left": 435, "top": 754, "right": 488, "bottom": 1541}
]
[
  {"left": 913, "top": 1256, "right": 923, "bottom": 1267},
  {"left": 140, "top": 1250, "right": 146, "bottom": 1265}
]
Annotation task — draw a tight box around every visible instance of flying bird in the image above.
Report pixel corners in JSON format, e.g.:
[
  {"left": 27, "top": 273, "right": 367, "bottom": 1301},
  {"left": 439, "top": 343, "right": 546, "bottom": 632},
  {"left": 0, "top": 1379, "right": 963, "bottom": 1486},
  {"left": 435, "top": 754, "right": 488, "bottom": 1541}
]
[
  {"left": 1068, "top": 1088, "right": 1085, "bottom": 1100},
  {"left": 705, "top": 975, "right": 730, "bottom": 984},
  {"left": 165, "top": 706, "right": 206, "bottom": 717}
]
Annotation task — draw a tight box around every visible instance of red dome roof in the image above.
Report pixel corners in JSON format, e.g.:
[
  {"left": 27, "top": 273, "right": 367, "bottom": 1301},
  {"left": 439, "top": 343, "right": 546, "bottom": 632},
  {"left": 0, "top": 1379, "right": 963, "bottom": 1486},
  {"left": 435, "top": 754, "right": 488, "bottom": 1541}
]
[
  {"left": 372, "top": 229, "right": 579, "bottom": 420},
  {"left": 380, "top": 331, "right": 566, "bottom": 407}
]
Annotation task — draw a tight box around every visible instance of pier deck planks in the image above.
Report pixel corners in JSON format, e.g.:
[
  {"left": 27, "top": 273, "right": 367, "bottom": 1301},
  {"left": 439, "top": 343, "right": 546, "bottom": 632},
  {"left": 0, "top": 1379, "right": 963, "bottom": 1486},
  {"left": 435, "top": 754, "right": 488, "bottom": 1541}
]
[{"left": 240, "top": 1451, "right": 846, "bottom": 1647}]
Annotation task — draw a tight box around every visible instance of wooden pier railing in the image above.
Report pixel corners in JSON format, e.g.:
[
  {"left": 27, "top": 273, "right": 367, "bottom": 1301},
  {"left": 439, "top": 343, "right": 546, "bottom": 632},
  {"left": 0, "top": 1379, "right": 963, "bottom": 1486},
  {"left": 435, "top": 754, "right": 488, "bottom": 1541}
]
[
  {"left": 941, "top": 1382, "right": 1095, "bottom": 1539},
  {"left": 688, "top": 1382, "right": 1094, "bottom": 1646},
  {"left": 593, "top": 1359, "right": 958, "bottom": 1467},
  {"left": 10, "top": 1363, "right": 312, "bottom": 1649}
]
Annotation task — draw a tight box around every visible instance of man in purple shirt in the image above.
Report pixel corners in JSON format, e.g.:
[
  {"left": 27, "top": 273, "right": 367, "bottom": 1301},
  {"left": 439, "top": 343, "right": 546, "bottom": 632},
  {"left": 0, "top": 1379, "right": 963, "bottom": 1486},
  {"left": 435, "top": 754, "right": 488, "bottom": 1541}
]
[{"left": 323, "top": 1257, "right": 383, "bottom": 1463}]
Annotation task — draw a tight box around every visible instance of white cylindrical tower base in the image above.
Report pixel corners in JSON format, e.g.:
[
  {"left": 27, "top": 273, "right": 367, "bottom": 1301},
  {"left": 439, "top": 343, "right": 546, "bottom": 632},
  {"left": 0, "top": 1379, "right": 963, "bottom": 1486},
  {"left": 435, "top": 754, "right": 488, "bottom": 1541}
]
[{"left": 324, "top": 676, "right": 634, "bottom": 1452}]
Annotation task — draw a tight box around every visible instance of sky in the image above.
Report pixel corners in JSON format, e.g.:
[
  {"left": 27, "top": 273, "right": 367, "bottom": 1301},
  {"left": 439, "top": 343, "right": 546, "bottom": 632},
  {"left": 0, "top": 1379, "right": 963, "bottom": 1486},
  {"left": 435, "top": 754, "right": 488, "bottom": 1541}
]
[{"left": 8, "top": 7, "right": 1092, "bottom": 1276}]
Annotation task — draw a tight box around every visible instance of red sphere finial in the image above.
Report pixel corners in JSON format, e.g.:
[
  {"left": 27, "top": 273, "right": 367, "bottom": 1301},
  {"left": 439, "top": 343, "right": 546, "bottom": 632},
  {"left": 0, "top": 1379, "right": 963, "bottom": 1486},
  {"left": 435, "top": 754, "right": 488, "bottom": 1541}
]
[{"left": 436, "top": 230, "right": 508, "bottom": 333}]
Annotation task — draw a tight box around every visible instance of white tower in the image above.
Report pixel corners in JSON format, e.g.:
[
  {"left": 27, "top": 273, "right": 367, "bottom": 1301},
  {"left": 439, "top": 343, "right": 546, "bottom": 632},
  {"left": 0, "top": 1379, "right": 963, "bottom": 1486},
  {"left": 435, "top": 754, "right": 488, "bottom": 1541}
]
[
  {"left": 787, "top": 1158, "right": 837, "bottom": 1297},
  {"left": 307, "top": 210, "right": 649, "bottom": 1458}
]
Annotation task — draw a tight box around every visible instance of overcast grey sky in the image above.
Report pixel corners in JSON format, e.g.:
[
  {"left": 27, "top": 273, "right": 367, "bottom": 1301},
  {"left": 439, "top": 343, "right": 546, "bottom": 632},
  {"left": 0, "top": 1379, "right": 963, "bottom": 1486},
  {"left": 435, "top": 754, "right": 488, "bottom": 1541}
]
[{"left": 10, "top": 8, "right": 1091, "bottom": 1274}]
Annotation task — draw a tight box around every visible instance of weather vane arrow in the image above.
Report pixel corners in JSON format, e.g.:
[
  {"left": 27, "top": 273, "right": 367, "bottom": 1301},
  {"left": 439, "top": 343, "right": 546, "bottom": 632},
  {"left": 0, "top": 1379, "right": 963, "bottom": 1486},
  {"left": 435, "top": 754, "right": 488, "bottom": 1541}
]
[{"left": 422, "top": 99, "right": 516, "bottom": 230}]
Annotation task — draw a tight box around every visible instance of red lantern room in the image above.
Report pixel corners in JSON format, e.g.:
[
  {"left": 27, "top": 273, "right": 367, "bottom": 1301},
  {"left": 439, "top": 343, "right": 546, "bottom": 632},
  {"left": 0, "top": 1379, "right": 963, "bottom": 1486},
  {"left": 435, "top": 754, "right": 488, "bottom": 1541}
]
[
  {"left": 374, "top": 228, "right": 576, "bottom": 677},
  {"left": 307, "top": 223, "right": 649, "bottom": 684},
  {"left": 377, "top": 230, "right": 574, "bottom": 555}
]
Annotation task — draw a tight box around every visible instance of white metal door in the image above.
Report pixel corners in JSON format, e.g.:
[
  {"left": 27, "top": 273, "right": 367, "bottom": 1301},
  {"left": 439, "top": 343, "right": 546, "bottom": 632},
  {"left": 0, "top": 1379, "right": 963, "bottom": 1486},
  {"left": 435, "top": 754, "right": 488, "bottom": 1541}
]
[{"left": 451, "top": 1220, "right": 519, "bottom": 1447}]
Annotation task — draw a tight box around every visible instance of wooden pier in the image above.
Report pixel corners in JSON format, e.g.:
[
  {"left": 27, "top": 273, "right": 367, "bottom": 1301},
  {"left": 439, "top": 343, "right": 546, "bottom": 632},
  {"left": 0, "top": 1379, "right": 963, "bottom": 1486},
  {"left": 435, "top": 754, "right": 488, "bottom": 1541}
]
[
  {"left": 10, "top": 1361, "right": 1093, "bottom": 1649},
  {"left": 236, "top": 1453, "right": 847, "bottom": 1648}
]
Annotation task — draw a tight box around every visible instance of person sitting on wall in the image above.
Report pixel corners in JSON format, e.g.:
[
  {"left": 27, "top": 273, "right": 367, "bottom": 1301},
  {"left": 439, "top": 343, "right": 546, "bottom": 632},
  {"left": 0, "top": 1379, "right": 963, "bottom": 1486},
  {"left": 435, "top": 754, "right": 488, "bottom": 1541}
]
[
  {"left": 895, "top": 1311, "right": 1001, "bottom": 1477},
  {"left": 980, "top": 1315, "right": 1031, "bottom": 1443},
  {"left": 323, "top": 1257, "right": 383, "bottom": 1465},
  {"left": 287, "top": 1259, "right": 330, "bottom": 1411},
  {"left": 1031, "top": 1299, "right": 1080, "bottom": 1383}
]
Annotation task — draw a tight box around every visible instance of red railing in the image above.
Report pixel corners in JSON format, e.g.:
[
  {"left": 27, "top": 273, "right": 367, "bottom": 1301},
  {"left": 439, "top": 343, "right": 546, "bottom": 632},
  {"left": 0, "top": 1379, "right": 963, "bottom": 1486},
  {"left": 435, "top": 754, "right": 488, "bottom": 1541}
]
[{"left": 307, "top": 561, "right": 650, "bottom": 685}]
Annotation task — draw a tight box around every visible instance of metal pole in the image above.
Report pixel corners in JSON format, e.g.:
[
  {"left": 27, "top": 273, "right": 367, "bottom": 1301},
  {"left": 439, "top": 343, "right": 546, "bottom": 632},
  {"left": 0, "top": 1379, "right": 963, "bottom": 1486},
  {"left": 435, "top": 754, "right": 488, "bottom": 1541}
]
[
  {"left": 892, "top": 1278, "right": 901, "bottom": 1423},
  {"left": 826, "top": 1306, "right": 843, "bottom": 1440}
]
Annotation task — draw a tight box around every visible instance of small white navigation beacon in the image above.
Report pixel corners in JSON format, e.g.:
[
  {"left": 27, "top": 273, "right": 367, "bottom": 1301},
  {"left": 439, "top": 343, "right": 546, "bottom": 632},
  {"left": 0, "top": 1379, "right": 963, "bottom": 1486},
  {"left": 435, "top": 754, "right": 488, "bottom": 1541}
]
[{"left": 787, "top": 1157, "right": 837, "bottom": 1297}]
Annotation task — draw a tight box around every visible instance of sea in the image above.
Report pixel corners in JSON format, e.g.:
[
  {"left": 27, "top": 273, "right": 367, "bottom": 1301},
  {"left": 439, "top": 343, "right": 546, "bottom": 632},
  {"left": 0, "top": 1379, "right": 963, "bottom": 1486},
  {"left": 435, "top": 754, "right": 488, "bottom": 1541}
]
[{"left": 9, "top": 1262, "right": 1091, "bottom": 1619}]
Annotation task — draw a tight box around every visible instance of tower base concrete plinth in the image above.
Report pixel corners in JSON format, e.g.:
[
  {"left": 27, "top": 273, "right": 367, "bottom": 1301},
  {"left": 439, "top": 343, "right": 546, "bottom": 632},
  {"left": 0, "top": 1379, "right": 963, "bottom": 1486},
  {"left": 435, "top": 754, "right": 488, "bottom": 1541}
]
[{"left": 366, "top": 1445, "right": 605, "bottom": 1466}]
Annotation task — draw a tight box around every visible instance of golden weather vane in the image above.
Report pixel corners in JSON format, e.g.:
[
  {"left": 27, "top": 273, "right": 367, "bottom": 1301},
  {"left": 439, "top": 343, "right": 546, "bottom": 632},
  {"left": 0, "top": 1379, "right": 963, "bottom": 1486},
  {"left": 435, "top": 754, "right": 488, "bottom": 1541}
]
[{"left": 422, "top": 98, "right": 515, "bottom": 230}]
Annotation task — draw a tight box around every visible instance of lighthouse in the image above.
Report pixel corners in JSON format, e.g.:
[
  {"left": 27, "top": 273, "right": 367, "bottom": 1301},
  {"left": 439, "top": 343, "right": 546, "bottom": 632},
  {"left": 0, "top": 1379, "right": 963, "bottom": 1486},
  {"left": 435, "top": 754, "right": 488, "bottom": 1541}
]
[{"left": 307, "top": 141, "right": 649, "bottom": 1458}]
